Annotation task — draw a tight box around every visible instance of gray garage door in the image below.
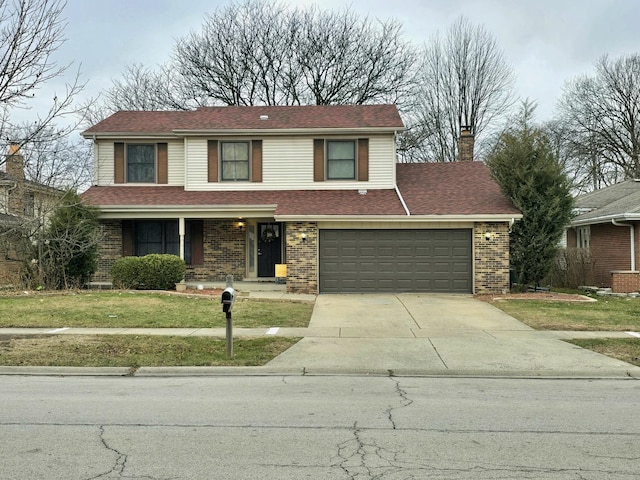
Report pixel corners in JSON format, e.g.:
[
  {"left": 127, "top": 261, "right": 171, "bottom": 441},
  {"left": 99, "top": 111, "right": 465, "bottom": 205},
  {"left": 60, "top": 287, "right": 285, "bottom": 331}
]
[{"left": 319, "top": 229, "right": 472, "bottom": 293}]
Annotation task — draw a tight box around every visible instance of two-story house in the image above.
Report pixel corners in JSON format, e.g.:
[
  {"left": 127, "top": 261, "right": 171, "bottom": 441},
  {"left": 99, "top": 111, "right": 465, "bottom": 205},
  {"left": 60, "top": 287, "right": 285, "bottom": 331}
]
[
  {"left": 1, "top": 144, "right": 65, "bottom": 283},
  {"left": 81, "top": 105, "right": 521, "bottom": 295}
]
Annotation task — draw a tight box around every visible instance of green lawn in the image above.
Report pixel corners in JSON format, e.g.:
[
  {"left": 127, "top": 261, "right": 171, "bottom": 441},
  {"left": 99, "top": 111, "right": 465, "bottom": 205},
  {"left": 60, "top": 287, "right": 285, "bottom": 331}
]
[
  {"left": 491, "top": 296, "right": 640, "bottom": 331},
  {"left": 490, "top": 294, "right": 640, "bottom": 367},
  {"left": 0, "top": 291, "right": 313, "bottom": 328},
  {"left": 0, "top": 334, "right": 300, "bottom": 368},
  {"left": 0, "top": 291, "right": 312, "bottom": 367}
]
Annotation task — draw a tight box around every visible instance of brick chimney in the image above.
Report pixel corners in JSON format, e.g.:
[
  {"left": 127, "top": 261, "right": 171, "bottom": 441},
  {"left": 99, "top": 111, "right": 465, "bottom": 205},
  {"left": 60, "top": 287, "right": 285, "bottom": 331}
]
[
  {"left": 5, "top": 143, "right": 25, "bottom": 215},
  {"left": 458, "top": 126, "right": 474, "bottom": 162}
]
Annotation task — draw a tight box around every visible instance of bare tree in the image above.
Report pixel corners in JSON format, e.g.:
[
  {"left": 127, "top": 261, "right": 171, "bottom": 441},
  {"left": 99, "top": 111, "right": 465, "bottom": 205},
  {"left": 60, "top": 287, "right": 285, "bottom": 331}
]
[
  {"left": 94, "top": 0, "right": 416, "bottom": 116},
  {"left": 558, "top": 53, "right": 640, "bottom": 186},
  {"left": 0, "top": 0, "right": 85, "bottom": 164},
  {"left": 405, "top": 16, "right": 515, "bottom": 162}
]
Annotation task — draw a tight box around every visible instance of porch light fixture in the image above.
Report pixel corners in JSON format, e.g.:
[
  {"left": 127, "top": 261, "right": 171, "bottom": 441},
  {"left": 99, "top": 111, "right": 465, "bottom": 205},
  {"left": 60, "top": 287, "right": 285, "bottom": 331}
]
[{"left": 238, "top": 221, "right": 245, "bottom": 230}]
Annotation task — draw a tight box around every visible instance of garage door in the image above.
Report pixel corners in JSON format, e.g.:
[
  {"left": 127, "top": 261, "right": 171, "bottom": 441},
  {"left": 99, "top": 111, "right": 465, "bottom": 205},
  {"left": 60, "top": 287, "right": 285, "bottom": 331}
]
[{"left": 319, "top": 229, "right": 472, "bottom": 293}]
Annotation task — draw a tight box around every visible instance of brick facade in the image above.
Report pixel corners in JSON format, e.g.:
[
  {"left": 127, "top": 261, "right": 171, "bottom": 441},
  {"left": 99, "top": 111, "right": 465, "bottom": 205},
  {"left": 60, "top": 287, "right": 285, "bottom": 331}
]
[
  {"left": 93, "top": 219, "right": 246, "bottom": 284},
  {"left": 473, "top": 221, "right": 510, "bottom": 294},
  {"left": 589, "top": 223, "right": 632, "bottom": 286},
  {"left": 187, "top": 220, "right": 245, "bottom": 281},
  {"left": 285, "top": 221, "right": 318, "bottom": 294},
  {"left": 611, "top": 271, "right": 640, "bottom": 293}
]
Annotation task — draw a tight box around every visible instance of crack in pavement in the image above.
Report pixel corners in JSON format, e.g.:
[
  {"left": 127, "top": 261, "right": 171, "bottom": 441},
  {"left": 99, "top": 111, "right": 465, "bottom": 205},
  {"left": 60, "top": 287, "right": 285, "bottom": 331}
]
[
  {"left": 384, "top": 377, "right": 414, "bottom": 430},
  {"left": 334, "top": 421, "right": 405, "bottom": 479},
  {"left": 85, "top": 425, "right": 128, "bottom": 480}
]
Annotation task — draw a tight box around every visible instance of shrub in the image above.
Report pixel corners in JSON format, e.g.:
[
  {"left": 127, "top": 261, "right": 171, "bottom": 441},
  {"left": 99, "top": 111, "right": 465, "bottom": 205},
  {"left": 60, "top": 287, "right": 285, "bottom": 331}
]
[
  {"left": 544, "top": 247, "right": 595, "bottom": 289},
  {"left": 111, "top": 257, "right": 142, "bottom": 289},
  {"left": 111, "top": 254, "right": 186, "bottom": 290}
]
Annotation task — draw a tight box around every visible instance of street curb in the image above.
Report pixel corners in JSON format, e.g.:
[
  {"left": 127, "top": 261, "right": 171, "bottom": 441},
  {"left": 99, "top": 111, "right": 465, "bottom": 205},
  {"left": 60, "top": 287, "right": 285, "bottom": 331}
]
[{"left": 1, "top": 365, "right": 639, "bottom": 378}]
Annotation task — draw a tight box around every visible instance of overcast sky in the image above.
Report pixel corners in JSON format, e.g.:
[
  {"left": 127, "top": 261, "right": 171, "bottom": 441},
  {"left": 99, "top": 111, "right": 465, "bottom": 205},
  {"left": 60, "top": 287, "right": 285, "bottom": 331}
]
[{"left": 28, "top": 0, "right": 640, "bottom": 126}]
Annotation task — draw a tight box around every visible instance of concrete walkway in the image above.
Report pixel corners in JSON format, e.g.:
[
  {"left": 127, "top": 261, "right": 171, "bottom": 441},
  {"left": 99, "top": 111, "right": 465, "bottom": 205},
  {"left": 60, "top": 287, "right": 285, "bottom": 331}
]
[{"left": 1, "top": 293, "right": 640, "bottom": 378}]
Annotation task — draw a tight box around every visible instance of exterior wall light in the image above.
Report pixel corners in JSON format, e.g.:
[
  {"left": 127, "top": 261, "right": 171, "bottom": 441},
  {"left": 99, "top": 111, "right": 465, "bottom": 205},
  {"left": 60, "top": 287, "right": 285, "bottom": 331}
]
[{"left": 301, "top": 233, "right": 307, "bottom": 242}]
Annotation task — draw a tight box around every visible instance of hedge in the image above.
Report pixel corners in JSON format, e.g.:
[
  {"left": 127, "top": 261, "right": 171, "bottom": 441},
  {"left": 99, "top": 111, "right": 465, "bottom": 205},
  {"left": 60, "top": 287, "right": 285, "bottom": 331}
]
[{"left": 111, "top": 254, "right": 186, "bottom": 290}]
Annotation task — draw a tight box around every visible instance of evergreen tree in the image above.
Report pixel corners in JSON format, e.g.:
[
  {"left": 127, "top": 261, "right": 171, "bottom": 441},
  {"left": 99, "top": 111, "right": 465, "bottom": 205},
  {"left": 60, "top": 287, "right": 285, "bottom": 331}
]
[
  {"left": 486, "top": 102, "right": 574, "bottom": 289},
  {"left": 36, "top": 191, "right": 102, "bottom": 289}
]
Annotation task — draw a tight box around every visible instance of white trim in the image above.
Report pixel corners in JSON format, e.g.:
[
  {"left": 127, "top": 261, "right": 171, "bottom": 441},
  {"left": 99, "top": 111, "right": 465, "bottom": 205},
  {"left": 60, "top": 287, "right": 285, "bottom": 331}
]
[
  {"left": 275, "top": 214, "right": 522, "bottom": 222},
  {"left": 394, "top": 184, "right": 411, "bottom": 216}
]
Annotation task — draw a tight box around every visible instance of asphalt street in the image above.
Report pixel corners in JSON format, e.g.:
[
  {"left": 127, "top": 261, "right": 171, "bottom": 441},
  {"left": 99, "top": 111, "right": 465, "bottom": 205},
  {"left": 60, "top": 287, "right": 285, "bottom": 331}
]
[{"left": 1, "top": 375, "right": 639, "bottom": 479}]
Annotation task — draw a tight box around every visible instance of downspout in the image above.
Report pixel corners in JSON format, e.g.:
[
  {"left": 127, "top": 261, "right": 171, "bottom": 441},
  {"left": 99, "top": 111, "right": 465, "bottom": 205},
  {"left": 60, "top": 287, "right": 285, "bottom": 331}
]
[
  {"left": 394, "top": 184, "right": 411, "bottom": 216},
  {"left": 612, "top": 219, "right": 635, "bottom": 270}
]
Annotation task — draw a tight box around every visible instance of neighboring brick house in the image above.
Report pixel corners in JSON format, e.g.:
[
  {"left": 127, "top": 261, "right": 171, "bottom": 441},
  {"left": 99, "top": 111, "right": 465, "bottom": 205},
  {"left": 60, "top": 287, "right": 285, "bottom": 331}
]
[
  {"left": 81, "top": 105, "right": 521, "bottom": 295},
  {"left": 0, "top": 145, "right": 64, "bottom": 284},
  {"left": 568, "top": 180, "right": 640, "bottom": 293}
]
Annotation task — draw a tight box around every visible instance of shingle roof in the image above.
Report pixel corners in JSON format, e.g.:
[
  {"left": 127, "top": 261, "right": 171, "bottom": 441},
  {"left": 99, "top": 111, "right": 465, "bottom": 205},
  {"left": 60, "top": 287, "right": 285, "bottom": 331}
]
[
  {"left": 396, "top": 162, "right": 520, "bottom": 215},
  {"left": 81, "top": 162, "right": 519, "bottom": 218},
  {"left": 82, "top": 105, "right": 404, "bottom": 136},
  {"left": 572, "top": 180, "right": 640, "bottom": 224}
]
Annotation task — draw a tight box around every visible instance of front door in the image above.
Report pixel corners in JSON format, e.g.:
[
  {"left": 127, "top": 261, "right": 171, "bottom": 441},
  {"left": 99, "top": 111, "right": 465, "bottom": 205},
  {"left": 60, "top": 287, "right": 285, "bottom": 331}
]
[{"left": 257, "top": 223, "right": 282, "bottom": 277}]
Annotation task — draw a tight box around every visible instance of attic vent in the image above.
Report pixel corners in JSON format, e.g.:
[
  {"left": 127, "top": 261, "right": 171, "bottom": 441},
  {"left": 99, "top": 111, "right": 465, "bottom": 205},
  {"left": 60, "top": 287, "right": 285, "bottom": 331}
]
[{"left": 259, "top": 115, "right": 269, "bottom": 120}]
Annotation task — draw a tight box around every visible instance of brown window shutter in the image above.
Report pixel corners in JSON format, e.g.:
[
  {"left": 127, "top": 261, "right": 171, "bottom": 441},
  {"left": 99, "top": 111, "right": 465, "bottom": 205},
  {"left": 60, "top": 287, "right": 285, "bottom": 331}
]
[
  {"left": 114, "top": 143, "right": 125, "bottom": 184},
  {"left": 191, "top": 220, "right": 204, "bottom": 265},
  {"left": 207, "top": 140, "right": 219, "bottom": 183},
  {"left": 251, "top": 140, "right": 263, "bottom": 183},
  {"left": 313, "top": 139, "right": 325, "bottom": 182},
  {"left": 122, "top": 220, "right": 134, "bottom": 256},
  {"left": 358, "top": 138, "right": 369, "bottom": 182},
  {"left": 157, "top": 143, "right": 168, "bottom": 184}
]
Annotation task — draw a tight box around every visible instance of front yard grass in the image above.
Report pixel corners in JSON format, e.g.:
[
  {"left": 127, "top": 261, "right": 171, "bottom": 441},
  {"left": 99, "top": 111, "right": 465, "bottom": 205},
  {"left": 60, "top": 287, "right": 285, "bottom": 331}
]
[
  {"left": 0, "top": 291, "right": 313, "bottom": 328},
  {"left": 0, "top": 291, "right": 312, "bottom": 367},
  {"left": 0, "top": 334, "right": 300, "bottom": 367},
  {"left": 491, "top": 296, "right": 640, "bottom": 331},
  {"left": 490, "top": 294, "right": 640, "bottom": 367}
]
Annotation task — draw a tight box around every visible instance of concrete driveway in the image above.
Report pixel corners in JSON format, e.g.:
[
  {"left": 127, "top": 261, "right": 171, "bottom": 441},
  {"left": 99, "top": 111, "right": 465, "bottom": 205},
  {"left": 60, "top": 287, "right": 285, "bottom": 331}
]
[{"left": 267, "top": 294, "right": 640, "bottom": 377}]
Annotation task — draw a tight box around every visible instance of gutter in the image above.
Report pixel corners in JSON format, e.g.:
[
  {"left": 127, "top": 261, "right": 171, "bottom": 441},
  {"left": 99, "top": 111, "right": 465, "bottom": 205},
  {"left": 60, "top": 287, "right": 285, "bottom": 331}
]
[
  {"left": 612, "top": 219, "right": 636, "bottom": 271},
  {"left": 394, "top": 184, "right": 411, "bottom": 216}
]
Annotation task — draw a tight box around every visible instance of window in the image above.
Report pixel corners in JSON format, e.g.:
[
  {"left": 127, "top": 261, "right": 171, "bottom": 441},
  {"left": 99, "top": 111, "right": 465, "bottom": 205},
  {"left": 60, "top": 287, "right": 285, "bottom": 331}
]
[
  {"left": 221, "top": 141, "right": 249, "bottom": 181},
  {"left": 131, "top": 220, "right": 200, "bottom": 265},
  {"left": 135, "top": 221, "right": 178, "bottom": 257},
  {"left": 127, "top": 144, "right": 155, "bottom": 183},
  {"left": 577, "top": 226, "right": 590, "bottom": 249},
  {"left": 23, "top": 193, "right": 35, "bottom": 217},
  {"left": 327, "top": 140, "right": 355, "bottom": 180}
]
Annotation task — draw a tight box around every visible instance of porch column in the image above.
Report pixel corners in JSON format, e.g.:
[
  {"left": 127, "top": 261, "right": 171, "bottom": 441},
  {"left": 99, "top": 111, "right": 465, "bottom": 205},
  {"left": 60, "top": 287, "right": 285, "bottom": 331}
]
[{"left": 179, "top": 217, "right": 185, "bottom": 261}]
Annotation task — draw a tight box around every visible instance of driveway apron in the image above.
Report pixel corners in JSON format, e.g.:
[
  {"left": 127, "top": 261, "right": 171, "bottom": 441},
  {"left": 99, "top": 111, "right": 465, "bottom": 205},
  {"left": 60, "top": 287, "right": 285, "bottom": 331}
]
[{"left": 267, "top": 294, "right": 640, "bottom": 377}]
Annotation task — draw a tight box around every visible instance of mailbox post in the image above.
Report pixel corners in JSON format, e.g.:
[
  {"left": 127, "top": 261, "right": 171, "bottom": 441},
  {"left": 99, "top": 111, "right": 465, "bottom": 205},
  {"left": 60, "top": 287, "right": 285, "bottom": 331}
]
[{"left": 221, "top": 287, "right": 235, "bottom": 358}]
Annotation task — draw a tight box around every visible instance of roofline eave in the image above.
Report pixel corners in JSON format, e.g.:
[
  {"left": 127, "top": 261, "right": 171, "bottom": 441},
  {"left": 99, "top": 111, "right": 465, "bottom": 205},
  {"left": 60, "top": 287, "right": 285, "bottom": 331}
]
[
  {"left": 274, "top": 213, "right": 523, "bottom": 222},
  {"left": 82, "top": 126, "right": 405, "bottom": 139},
  {"left": 571, "top": 213, "right": 640, "bottom": 227}
]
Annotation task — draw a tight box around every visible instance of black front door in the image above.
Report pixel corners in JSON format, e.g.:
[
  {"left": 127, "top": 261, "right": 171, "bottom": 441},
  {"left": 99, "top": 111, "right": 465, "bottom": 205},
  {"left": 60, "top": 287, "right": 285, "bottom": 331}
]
[{"left": 258, "top": 223, "right": 282, "bottom": 277}]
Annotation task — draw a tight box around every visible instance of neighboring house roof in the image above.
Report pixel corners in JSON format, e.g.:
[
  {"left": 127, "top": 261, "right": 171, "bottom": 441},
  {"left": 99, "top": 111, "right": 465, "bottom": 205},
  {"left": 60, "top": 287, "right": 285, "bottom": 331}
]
[
  {"left": 82, "top": 162, "right": 521, "bottom": 221},
  {"left": 571, "top": 180, "right": 640, "bottom": 226},
  {"left": 82, "top": 105, "right": 405, "bottom": 137},
  {"left": 0, "top": 171, "right": 64, "bottom": 196}
]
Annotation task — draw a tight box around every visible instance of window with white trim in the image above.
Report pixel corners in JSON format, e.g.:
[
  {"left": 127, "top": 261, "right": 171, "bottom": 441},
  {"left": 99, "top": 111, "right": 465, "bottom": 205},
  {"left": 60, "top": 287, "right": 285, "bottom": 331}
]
[
  {"left": 576, "top": 226, "right": 590, "bottom": 249},
  {"left": 326, "top": 140, "right": 356, "bottom": 180},
  {"left": 221, "top": 141, "right": 250, "bottom": 181}
]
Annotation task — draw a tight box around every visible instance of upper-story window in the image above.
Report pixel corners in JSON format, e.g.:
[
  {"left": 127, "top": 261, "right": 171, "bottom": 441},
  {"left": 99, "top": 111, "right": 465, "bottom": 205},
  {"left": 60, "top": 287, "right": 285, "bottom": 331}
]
[
  {"left": 326, "top": 140, "right": 356, "bottom": 180},
  {"left": 221, "top": 141, "right": 250, "bottom": 181},
  {"left": 127, "top": 144, "right": 156, "bottom": 183}
]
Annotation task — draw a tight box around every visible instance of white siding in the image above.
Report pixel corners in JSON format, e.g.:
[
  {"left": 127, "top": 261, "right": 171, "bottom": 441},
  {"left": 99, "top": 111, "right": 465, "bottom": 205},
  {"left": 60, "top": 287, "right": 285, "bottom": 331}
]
[
  {"left": 167, "top": 140, "right": 184, "bottom": 185},
  {"left": 95, "top": 141, "right": 114, "bottom": 186},
  {"left": 185, "top": 134, "right": 396, "bottom": 191},
  {"left": 95, "top": 134, "right": 397, "bottom": 189},
  {"left": 94, "top": 139, "right": 185, "bottom": 186}
]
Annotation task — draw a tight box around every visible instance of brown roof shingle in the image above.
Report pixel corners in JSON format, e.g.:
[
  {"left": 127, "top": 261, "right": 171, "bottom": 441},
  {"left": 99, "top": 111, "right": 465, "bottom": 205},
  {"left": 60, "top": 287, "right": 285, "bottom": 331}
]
[
  {"left": 82, "top": 105, "right": 404, "bottom": 136},
  {"left": 396, "top": 162, "right": 520, "bottom": 215},
  {"left": 82, "top": 162, "right": 519, "bottom": 218}
]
